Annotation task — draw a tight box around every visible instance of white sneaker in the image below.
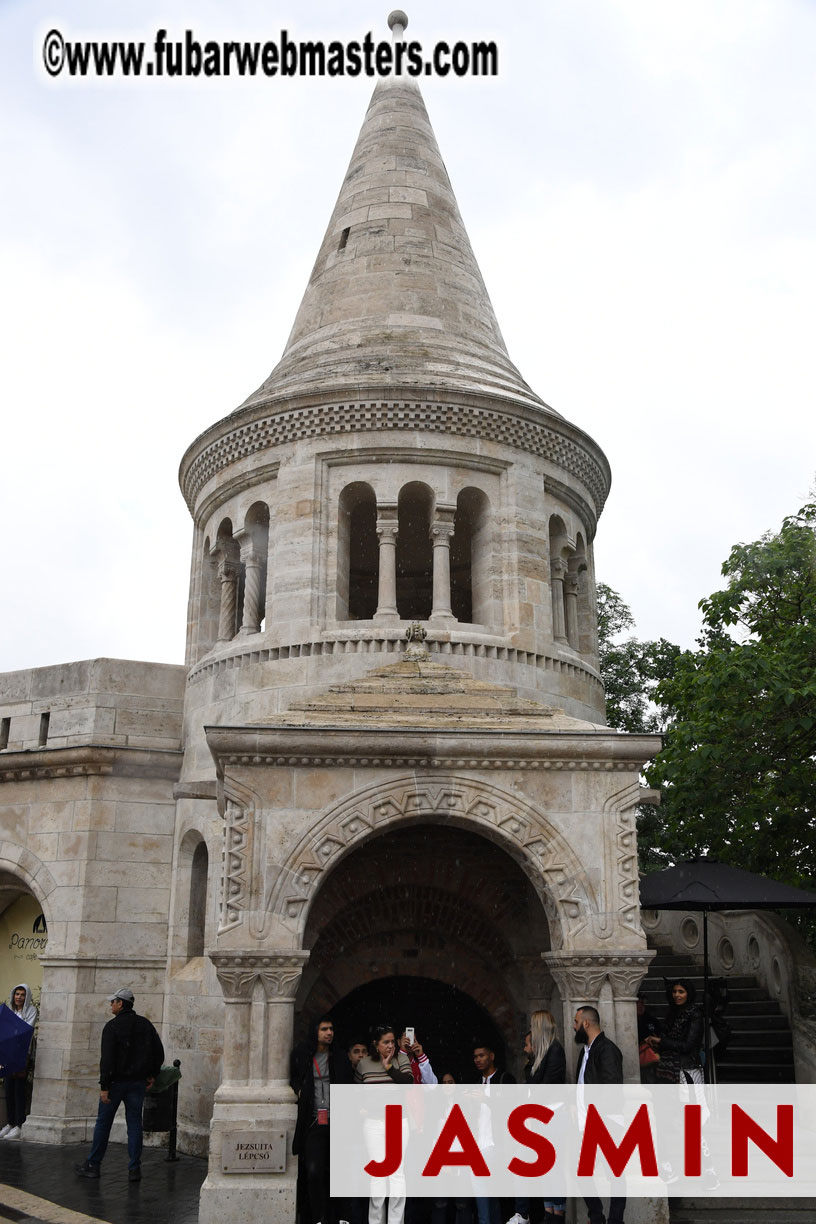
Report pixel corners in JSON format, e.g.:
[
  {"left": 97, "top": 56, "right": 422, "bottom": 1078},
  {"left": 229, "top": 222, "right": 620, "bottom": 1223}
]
[
  {"left": 506, "top": 1215, "right": 530, "bottom": 1224},
  {"left": 3, "top": 1126, "right": 21, "bottom": 1140},
  {"left": 0, "top": 1124, "right": 11, "bottom": 1138}
]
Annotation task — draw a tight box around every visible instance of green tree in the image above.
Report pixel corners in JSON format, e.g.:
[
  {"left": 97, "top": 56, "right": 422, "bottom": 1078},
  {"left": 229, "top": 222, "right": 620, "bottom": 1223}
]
[
  {"left": 646, "top": 504, "right": 816, "bottom": 886},
  {"left": 597, "top": 583, "right": 680, "bottom": 734}
]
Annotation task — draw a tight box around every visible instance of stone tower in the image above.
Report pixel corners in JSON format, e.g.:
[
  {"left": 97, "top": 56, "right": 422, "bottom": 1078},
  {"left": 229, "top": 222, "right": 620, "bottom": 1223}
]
[{"left": 171, "top": 19, "right": 661, "bottom": 1222}]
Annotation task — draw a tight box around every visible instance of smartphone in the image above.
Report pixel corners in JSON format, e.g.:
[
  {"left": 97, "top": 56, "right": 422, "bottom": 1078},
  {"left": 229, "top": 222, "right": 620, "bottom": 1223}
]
[{"left": 405, "top": 1027, "right": 415, "bottom": 1044}]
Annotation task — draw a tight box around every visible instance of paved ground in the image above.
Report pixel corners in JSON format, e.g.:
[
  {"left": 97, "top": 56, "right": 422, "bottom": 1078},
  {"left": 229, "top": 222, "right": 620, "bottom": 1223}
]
[{"left": 0, "top": 1140, "right": 206, "bottom": 1224}]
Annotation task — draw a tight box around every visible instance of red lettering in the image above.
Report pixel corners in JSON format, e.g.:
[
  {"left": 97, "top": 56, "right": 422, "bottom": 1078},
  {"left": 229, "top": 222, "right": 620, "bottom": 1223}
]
[
  {"left": 507, "top": 1104, "right": 556, "bottom": 1177},
  {"left": 364, "top": 1105, "right": 404, "bottom": 1177},
  {"left": 731, "top": 1105, "right": 793, "bottom": 1178},
  {"left": 577, "top": 1104, "right": 658, "bottom": 1178},
  {"left": 422, "top": 1105, "right": 490, "bottom": 1178},
  {"left": 684, "top": 1105, "right": 702, "bottom": 1177}
]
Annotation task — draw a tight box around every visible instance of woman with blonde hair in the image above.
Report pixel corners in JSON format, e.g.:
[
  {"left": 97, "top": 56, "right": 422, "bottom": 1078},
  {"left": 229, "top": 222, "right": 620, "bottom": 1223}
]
[{"left": 506, "top": 1010, "right": 567, "bottom": 1224}]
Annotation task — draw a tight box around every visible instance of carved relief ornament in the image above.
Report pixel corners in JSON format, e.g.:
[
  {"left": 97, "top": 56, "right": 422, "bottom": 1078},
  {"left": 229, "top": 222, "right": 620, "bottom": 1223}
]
[{"left": 210, "top": 951, "right": 309, "bottom": 1002}]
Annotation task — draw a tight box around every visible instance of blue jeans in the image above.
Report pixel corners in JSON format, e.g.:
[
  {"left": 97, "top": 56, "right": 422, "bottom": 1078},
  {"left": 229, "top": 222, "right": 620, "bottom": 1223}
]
[
  {"left": 88, "top": 1080, "right": 146, "bottom": 1170},
  {"left": 474, "top": 1198, "right": 502, "bottom": 1224}
]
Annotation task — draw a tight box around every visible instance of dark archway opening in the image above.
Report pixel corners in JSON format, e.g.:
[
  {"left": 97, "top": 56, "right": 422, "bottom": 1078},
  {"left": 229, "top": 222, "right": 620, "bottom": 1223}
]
[{"left": 327, "top": 974, "right": 507, "bottom": 1083}]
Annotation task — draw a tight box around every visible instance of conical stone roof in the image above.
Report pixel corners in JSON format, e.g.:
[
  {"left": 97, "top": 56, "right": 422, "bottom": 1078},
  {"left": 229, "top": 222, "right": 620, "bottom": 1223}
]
[{"left": 240, "top": 73, "right": 555, "bottom": 415}]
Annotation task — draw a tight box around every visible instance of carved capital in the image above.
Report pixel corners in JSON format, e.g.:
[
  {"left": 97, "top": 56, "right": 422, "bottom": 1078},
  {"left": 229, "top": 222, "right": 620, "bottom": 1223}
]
[
  {"left": 550, "top": 557, "right": 568, "bottom": 581},
  {"left": 543, "top": 949, "right": 655, "bottom": 1004},
  {"left": 218, "top": 558, "right": 241, "bottom": 584},
  {"left": 430, "top": 522, "right": 455, "bottom": 544},
  {"left": 376, "top": 521, "right": 399, "bottom": 545},
  {"left": 565, "top": 573, "right": 580, "bottom": 596},
  {"left": 210, "top": 950, "right": 309, "bottom": 1002}
]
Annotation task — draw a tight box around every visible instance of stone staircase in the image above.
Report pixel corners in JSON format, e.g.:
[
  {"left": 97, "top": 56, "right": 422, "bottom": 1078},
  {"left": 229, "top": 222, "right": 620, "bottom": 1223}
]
[
  {"left": 643, "top": 944, "right": 795, "bottom": 1083},
  {"left": 642, "top": 946, "right": 812, "bottom": 1221},
  {"left": 669, "top": 1198, "right": 816, "bottom": 1223}
]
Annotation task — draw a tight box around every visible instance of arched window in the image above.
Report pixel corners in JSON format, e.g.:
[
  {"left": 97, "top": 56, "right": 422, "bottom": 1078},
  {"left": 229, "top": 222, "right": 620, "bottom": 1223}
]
[
  {"left": 397, "top": 483, "right": 434, "bottom": 620},
  {"left": 187, "top": 841, "right": 208, "bottom": 959},
  {"left": 214, "top": 519, "right": 241, "bottom": 642},
  {"left": 176, "top": 832, "right": 208, "bottom": 962},
  {"left": 451, "top": 488, "right": 491, "bottom": 625},
  {"left": 337, "top": 483, "right": 378, "bottom": 620},
  {"left": 571, "top": 533, "right": 591, "bottom": 654},
  {"left": 198, "top": 534, "right": 221, "bottom": 657},
  {"left": 240, "top": 503, "right": 270, "bottom": 634},
  {"left": 548, "top": 516, "right": 569, "bottom": 644}
]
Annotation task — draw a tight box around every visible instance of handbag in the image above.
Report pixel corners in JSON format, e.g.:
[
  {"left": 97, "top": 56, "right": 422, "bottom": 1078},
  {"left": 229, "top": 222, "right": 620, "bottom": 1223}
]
[{"left": 639, "top": 1041, "right": 660, "bottom": 1067}]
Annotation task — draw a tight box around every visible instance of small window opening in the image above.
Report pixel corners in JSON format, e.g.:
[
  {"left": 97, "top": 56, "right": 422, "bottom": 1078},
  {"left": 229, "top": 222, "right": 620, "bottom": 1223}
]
[
  {"left": 38, "top": 712, "right": 50, "bottom": 746},
  {"left": 338, "top": 227, "right": 350, "bottom": 251},
  {"left": 396, "top": 483, "right": 434, "bottom": 620},
  {"left": 188, "top": 841, "right": 208, "bottom": 959},
  {"left": 0, "top": 717, "right": 9, "bottom": 750}
]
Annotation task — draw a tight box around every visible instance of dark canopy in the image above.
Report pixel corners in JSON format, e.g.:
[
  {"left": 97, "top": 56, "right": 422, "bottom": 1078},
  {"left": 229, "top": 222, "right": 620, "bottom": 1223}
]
[{"left": 639, "top": 858, "right": 816, "bottom": 911}]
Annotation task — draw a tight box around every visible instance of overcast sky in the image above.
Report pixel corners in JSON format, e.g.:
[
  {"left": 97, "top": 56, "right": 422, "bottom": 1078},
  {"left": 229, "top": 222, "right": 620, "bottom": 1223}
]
[{"left": 2, "top": 0, "right": 814, "bottom": 673}]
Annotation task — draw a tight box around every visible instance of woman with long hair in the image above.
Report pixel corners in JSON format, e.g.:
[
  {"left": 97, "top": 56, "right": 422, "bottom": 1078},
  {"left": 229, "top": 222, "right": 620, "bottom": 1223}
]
[
  {"left": 507, "top": 1010, "right": 567, "bottom": 1224},
  {"left": 355, "top": 1024, "right": 414, "bottom": 1224},
  {"left": 645, "top": 980, "right": 704, "bottom": 1084}
]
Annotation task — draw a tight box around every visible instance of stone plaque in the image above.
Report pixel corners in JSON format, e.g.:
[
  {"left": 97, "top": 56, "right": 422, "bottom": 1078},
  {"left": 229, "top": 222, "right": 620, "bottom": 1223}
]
[{"left": 221, "top": 1129, "right": 286, "bottom": 1173}]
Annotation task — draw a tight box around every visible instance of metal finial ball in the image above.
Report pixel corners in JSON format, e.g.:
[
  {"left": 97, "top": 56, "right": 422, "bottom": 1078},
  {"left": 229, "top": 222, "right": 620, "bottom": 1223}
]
[{"left": 388, "top": 10, "right": 409, "bottom": 32}]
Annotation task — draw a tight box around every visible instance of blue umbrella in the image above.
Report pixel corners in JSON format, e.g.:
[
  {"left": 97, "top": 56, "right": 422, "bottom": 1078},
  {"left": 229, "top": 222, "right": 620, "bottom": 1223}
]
[{"left": 0, "top": 1003, "right": 34, "bottom": 1075}]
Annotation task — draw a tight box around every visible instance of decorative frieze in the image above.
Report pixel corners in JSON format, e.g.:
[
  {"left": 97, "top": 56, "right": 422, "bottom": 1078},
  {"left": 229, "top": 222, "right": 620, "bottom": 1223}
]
[{"left": 180, "top": 397, "right": 610, "bottom": 515}]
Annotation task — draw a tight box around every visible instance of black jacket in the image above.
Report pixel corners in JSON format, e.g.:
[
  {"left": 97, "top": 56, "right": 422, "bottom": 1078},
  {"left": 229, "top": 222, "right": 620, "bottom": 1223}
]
[
  {"left": 289, "top": 1043, "right": 352, "bottom": 1154},
  {"left": 659, "top": 1004, "right": 704, "bottom": 1071},
  {"left": 526, "top": 1039, "right": 567, "bottom": 1085},
  {"left": 576, "top": 1032, "right": 623, "bottom": 1084},
  {"left": 99, "top": 1009, "right": 164, "bottom": 1090}
]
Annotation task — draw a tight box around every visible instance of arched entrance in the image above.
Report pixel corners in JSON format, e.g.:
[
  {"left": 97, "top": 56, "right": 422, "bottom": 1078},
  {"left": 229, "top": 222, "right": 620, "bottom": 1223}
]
[
  {"left": 0, "top": 869, "right": 48, "bottom": 1010},
  {"left": 328, "top": 974, "right": 506, "bottom": 1080},
  {"left": 294, "top": 823, "right": 555, "bottom": 1076}
]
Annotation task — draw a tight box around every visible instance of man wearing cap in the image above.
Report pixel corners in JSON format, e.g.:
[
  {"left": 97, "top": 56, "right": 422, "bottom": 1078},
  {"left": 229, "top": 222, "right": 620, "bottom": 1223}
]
[{"left": 75, "top": 987, "right": 164, "bottom": 1182}]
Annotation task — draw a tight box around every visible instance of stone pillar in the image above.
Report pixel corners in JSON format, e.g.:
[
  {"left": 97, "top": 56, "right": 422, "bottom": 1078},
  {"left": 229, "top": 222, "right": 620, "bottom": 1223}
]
[
  {"left": 373, "top": 520, "right": 399, "bottom": 621},
  {"left": 550, "top": 557, "right": 568, "bottom": 643},
  {"left": 543, "top": 949, "right": 666, "bottom": 1224},
  {"left": 200, "top": 950, "right": 309, "bottom": 1224},
  {"left": 542, "top": 949, "right": 654, "bottom": 1083},
  {"left": 217, "top": 559, "right": 241, "bottom": 642},
  {"left": 238, "top": 545, "right": 263, "bottom": 636},
  {"left": 565, "top": 571, "right": 580, "bottom": 649},
  {"left": 430, "top": 509, "right": 456, "bottom": 622}
]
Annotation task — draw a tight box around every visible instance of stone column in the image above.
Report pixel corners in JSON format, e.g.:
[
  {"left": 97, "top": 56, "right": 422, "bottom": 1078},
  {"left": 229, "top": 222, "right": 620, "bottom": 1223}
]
[
  {"left": 565, "top": 571, "right": 580, "bottom": 649},
  {"left": 212, "top": 957, "right": 256, "bottom": 1085},
  {"left": 542, "top": 949, "right": 654, "bottom": 1082},
  {"left": 217, "top": 559, "right": 241, "bottom": 642},
  {"left": 238, "top": 545, "right": 263, "bottom": 636},
  {"left": 430, "top": 509, "right": 456, "bottom": 622},
  {"left": 200, "top": 950, "right": 309, "bottom": 1224},
  {"left": 373, "top": 520, "right": 399, "bottom": 621},
  {"left": 550, "top": 557, "right": 568, "bottom": 643}
]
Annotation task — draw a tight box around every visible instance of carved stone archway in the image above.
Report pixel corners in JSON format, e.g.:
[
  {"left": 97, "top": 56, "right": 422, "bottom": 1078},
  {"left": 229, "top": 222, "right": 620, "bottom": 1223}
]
[{"left": 267, "top": 773, "right": 599, "bottom": 951}]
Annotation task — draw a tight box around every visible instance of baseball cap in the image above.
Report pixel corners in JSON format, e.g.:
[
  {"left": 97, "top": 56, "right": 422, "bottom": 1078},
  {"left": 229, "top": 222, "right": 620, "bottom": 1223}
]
[{"left": 108, "top": 988, "right": 135, "bottom": 1003}]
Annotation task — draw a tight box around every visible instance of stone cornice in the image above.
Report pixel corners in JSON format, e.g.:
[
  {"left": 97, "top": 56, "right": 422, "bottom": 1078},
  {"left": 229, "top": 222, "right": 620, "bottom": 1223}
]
[
  {"left": 39, "top": 955, "right": 167, "bottom": 969},
  {"left": 205, "top": 726, "right": 662, "bottom": 771},
  {"left": 0, "top": 744, "right": 182, "bottom": 784},
  {"left": 187, "top": 628, "right": 605, "bottom": 691},
  {"left": 179, "top": 388, "right": 611, "bottom": 516}
]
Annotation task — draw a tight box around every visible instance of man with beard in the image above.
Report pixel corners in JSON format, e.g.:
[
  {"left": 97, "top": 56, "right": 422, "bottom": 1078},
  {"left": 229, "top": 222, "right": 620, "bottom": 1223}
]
[{"left": 574, "top": 1006, "right": 625, "bottom": 1224}]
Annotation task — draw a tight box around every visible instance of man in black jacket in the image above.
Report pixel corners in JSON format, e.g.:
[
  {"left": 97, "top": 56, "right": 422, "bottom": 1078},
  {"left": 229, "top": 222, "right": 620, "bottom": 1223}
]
[
  {"left": 574, "top": 1006, "right": 625, "bottom": 1224},
  {"left": 290, "top": 1015, "right": 352, "bottom": 1224},
  {"left": 74, "top": 988, "right": 164, "bottom": 1183}
]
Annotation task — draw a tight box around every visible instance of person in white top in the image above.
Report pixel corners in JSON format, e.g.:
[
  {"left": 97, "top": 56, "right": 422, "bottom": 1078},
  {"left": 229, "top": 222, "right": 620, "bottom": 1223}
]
[{"left": 0, "top": 983, "right": 38, "bottom": 1141}]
